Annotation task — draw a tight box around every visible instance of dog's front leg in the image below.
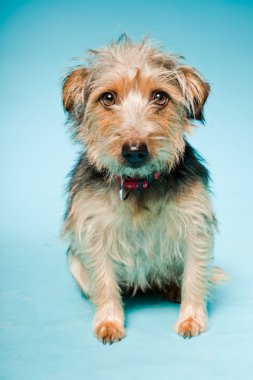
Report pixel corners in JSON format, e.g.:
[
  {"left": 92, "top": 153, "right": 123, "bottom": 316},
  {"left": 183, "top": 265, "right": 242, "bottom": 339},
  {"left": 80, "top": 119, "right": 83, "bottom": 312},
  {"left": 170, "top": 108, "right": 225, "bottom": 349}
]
[
  {"left": 175, "top": 220, "right": 214, "bottom": 338},
  {"left": 90, "top": 256, "right": 125, "bottom": 344}
]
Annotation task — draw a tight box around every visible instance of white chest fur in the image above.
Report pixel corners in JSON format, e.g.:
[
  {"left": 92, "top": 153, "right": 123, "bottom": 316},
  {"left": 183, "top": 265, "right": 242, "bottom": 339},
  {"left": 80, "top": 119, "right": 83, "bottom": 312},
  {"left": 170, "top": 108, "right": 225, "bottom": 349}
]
[{"left": 66, "top": 182, "right": 214, "bottom": 292}]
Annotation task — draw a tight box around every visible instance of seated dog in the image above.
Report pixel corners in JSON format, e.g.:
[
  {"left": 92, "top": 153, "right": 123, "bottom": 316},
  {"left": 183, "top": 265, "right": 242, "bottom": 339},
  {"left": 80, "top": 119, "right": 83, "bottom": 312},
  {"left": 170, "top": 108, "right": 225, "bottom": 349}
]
[{"left": 62, "top": 35, "right": 225, "bottom": 344}]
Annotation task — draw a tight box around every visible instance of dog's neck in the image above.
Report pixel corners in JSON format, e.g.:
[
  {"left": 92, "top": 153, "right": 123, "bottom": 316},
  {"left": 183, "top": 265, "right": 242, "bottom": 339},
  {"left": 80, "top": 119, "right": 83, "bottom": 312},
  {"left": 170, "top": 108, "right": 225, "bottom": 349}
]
[{"left": 73, "top": 142, "right": 210, "bottom": 202}]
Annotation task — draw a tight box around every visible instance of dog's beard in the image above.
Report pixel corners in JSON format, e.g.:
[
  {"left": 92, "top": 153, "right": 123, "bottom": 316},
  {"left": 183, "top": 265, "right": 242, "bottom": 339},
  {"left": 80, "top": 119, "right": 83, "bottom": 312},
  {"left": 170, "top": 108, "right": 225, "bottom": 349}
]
[
  {"left": 88, "top": 143, "right": 184, "bottom": 179},
  {"left": 99, "top": 156, "right": 170, "bottom": 179}
]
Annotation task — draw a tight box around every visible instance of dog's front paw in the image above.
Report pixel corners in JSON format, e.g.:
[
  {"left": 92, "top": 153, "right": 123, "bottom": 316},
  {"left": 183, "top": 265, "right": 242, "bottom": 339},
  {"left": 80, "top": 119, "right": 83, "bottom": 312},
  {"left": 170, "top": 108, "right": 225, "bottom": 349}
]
[
  {"left": 175, "top": 315, "right": 207, "bottom": 339},
  {"left": 95, "top": 320, "right": 125, "bottom": 344}
]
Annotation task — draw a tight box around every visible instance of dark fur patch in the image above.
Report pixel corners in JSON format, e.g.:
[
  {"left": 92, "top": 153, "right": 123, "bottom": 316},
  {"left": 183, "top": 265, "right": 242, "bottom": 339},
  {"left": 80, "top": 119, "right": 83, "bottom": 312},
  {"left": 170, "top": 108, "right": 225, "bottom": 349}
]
[
  {"left": 121, "top": 281, "right": 181, "bottom": 303},
  {"left": 64, "top": 140, "right": 210, "bottom": 220},
  {"left": 166, "top": 141, "right": 210, "bottom": 188},
  {"left": 63, "top": 155, "right": 106, "bottom": 221}
]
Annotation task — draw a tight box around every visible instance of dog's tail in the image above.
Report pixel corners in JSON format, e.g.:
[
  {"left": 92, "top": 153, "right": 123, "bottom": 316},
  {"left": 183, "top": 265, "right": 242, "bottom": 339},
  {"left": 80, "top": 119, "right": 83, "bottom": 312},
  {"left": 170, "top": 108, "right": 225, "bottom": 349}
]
[{"left": 208, "top": 266, "right": 229, "bottom": 288}]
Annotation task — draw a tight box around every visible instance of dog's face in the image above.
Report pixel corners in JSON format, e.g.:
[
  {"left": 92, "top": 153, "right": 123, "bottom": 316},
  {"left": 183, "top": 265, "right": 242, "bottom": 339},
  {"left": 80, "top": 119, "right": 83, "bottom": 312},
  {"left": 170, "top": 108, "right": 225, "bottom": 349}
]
[{"left": 63, "top": 39, "right": 209, "bottom": 178}]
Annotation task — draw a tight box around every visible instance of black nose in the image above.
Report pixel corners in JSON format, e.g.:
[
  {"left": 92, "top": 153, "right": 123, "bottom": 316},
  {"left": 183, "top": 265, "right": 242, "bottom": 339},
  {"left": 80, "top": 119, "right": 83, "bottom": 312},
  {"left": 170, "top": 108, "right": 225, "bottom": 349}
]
[{"left": 121, "top": 143, "right": 149, "bottom": 165}]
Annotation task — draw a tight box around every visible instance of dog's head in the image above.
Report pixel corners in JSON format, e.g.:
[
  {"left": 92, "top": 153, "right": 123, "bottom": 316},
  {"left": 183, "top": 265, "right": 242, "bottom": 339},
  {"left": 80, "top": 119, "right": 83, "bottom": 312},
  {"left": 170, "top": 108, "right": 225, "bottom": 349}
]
[{"left": 62, "top": 36, "right": 210, "bottom": 178}]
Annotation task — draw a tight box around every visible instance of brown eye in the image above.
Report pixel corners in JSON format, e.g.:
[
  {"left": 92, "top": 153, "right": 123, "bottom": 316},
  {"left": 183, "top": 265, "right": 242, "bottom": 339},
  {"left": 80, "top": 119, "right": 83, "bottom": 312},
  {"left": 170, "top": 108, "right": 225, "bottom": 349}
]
[
  {"left": 152, "top": 91, "right": 169, "bottom": 107},
  {"left": 100, "top": 92, "right": 115, "bottom": 107}
]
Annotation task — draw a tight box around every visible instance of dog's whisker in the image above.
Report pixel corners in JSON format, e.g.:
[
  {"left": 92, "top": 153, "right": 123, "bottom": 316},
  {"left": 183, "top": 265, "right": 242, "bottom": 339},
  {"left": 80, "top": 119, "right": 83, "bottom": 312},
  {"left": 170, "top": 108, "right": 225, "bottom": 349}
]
[
  {"left": 148, "top": 136, "right": 168, "bottom": 141},
  {"left": 95, "top": 152, "right": 111, "bottom": 160}
]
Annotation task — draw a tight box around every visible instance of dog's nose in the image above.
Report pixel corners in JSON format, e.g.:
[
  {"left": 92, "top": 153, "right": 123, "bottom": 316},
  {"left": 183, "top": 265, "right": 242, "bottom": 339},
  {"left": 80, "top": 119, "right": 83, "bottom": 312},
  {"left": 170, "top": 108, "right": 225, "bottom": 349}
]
[{"left": 121, "top": 143, "right": 149, "bottom": 165}]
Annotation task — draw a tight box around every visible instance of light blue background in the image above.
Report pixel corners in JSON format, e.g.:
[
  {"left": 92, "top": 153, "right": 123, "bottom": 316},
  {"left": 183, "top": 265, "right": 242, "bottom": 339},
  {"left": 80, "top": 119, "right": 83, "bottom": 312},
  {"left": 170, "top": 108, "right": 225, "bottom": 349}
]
[{"left": 1, "top": 0, "right": 253, "bottom": 379}]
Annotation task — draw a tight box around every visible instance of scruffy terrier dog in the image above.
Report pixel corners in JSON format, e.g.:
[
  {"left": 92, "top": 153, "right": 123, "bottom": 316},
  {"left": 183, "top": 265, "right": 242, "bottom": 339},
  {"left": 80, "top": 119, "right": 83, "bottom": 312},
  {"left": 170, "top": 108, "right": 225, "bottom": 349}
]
[{"left": 62, "top": 36, "right": 224, "bottom": 344}]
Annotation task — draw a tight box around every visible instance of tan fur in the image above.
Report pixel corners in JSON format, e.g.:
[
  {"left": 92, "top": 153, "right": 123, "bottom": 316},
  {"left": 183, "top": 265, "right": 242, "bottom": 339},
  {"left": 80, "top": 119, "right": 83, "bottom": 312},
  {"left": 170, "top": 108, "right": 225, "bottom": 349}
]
[
  {"left": 62, "top": 37, "right": 225, "bottom": 344},
  {"left": 96, "top": 320, "right": 125, "bottom": 344},
  {"left": 176, "top": 316, "right": 202, "bottom": 338},
  {"left": 63, "top": 68, "right": 87, "bottom": 113}
]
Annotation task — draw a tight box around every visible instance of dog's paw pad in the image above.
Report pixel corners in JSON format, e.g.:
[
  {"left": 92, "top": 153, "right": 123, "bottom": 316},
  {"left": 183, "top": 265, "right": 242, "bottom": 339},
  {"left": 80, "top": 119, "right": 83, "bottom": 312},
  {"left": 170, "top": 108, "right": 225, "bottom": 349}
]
[
  {"left": 96, "top": 321, "right": 125, "bottom": 344},
  {"left": 176, "top": 316, "right": 203, "bottom": 339}
]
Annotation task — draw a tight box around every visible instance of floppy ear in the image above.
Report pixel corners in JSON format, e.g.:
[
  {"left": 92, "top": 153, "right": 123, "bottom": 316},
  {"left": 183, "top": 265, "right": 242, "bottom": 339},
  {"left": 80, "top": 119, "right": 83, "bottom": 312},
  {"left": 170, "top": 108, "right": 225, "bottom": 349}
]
[
  {"left": 62, "top": 68, "right": 88, "bottom": 120},
  {"left": 178, "top": 66, "right": 210, "bottom": 122}
]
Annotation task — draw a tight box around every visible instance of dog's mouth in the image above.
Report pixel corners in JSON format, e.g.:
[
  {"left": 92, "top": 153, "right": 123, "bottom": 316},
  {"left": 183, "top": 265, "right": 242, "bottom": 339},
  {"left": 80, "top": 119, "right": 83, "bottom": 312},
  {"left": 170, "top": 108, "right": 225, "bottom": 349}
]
[
  {"left": 98, "top": 149, "right": 168, "bottom": 179},
  {"left": 119, "top": 161, "right": 155, "bottom": 178},
  {"left": 123, "top": 160, "right": 149, "bottom": 169},
  {"left": 116, "top": 171, "right": 159, "bottom": 185}
]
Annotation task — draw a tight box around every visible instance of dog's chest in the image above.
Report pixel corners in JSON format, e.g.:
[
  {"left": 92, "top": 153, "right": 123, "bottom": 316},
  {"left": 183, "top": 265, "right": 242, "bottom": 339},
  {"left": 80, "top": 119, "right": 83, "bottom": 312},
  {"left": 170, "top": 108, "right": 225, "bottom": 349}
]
[{"left": 110, "top": 196, "right": 184, "bottom": 289}]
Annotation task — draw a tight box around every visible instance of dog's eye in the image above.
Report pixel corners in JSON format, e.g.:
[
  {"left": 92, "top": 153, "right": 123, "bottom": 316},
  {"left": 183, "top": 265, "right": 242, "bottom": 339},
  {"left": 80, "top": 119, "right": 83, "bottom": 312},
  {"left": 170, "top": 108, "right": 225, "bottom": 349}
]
[
  {"left": 100, "top": 92, "right": 115, "bottom": 107},
  {"left": 152, "top": 91, "right": 169, "bottom": 107}
]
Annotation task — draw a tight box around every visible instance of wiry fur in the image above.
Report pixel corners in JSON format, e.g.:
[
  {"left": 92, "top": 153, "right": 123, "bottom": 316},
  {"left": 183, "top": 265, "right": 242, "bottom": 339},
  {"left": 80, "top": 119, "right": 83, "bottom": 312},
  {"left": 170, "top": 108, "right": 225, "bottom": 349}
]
[{"left": 62, "top": 36, "right": 224, "bottom": 344}]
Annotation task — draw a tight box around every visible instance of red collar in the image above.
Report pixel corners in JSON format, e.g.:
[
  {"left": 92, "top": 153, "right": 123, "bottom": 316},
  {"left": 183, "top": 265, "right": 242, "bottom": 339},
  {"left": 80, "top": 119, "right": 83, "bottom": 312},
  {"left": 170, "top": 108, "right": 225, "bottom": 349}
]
[{"left": 116, "top": 172, "right": 159, "bottom": 200}]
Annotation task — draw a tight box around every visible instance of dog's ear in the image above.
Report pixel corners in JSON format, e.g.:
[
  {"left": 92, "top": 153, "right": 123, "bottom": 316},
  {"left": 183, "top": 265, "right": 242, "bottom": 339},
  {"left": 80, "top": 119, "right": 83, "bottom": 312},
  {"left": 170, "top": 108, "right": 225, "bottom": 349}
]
[
  {"left": 178, "top": 66, "right": 210, "bottom": 122},
  {"left": 62, "top": 68, "right": 88, "bottom": 118}
]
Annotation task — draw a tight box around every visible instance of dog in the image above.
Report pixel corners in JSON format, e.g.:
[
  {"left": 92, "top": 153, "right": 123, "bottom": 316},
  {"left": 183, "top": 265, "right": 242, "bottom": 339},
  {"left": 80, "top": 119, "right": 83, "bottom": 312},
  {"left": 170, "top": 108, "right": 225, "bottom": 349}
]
[{"left": 62, "top": 35, "right": 225, "bottom": 344}]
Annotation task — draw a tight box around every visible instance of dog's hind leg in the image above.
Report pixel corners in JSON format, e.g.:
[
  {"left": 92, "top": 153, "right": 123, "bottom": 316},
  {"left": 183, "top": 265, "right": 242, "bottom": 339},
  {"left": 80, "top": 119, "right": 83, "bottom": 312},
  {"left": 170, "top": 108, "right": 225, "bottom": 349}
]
[{"left": 69, "top": 255, "right": 90, "bottom": 296}]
